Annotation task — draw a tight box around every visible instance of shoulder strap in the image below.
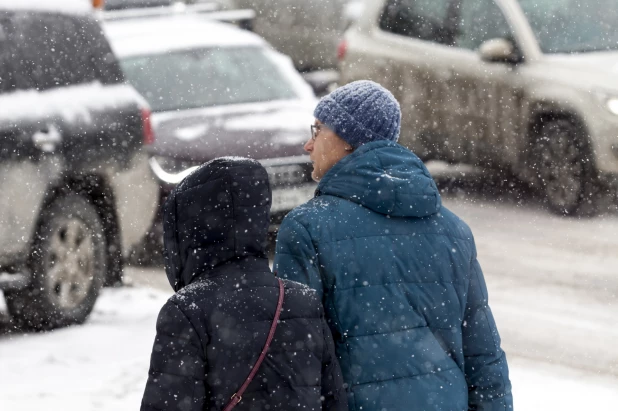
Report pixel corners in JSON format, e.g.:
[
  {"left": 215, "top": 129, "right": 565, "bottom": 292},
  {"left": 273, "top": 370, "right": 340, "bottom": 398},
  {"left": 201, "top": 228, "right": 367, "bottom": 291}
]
[{"left": 223, "top": 278, "right": 285, "bottom": 411}]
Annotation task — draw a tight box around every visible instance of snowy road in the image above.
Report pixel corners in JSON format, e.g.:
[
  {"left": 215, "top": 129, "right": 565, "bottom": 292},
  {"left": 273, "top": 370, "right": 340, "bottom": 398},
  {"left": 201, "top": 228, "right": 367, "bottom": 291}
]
[
  {"left": 427, "top": 164, "right": 618, "bottom": 378},
  {"left": 1, "top": 164, "right": 617, "bottom": 409},
  {"left": 453, "top": 200, "right": 618, "bottom": 377}
]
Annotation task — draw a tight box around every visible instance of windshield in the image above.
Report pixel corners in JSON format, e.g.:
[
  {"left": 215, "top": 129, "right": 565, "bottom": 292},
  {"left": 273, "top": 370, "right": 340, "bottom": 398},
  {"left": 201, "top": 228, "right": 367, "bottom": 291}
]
[
  {"left": 120, "top": 47, "right": 299, "bottom": 112},
  {"left": 519, "top": 0, "right": 618, "bottom": 53}
]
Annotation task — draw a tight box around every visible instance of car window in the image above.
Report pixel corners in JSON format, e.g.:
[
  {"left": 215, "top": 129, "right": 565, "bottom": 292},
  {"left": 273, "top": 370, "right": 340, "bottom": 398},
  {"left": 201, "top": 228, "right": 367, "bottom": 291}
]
[
  {"left": 519, "top": 0, "right": 618, "bottom": 53},
  {"left": 10, "top": 12, "right": 123, "bottom": 91},
  {"left": 379, "top": 0, "right": 458, "bottom": 45},
  {"left": 119, "top": 47, "right": 299, "bottom": 112},
  {"left": 454, "top": 0, "right": 512, "bottom": 50}
]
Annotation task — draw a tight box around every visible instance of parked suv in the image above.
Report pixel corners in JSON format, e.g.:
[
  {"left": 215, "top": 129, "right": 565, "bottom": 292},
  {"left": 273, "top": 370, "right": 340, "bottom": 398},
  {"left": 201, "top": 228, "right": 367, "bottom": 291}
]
[
  {"left": 0, "top": 2, "right": 159, "bottom": 329},
  {"left": 341, "top": 0, "right": 618, "bottom": 214}
]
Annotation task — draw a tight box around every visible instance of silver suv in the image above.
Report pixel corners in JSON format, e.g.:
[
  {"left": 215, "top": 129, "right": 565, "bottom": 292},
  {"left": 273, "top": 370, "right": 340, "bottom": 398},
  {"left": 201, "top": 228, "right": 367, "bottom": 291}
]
[{"left": 340, "top": 0, "right": 618, "bottom": 214}]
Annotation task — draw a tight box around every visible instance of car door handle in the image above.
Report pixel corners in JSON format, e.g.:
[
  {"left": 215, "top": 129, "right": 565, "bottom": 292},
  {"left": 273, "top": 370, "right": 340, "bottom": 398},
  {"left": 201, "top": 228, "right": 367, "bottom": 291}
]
[{"left": 32, "top": 125, "right": 62, "bottom": 152}]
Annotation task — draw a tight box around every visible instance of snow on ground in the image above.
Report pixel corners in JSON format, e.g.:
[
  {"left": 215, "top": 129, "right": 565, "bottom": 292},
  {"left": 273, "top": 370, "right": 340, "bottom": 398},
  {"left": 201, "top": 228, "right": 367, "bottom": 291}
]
[
  {"left": 0, "top": 287, "right": 169, "bottom": 411},
  {"left": 439, "top": 193, "right": 618, "bottom": 376},
  {"left": 1, "top": 286, "right": 617, "bottom": 410}
]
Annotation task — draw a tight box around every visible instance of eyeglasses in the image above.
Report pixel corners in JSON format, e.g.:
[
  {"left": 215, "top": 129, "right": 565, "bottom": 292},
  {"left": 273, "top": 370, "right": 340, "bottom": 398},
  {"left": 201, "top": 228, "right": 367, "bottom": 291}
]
[{"left": 310, "top": 124, "right": 323, "bottom": 141}]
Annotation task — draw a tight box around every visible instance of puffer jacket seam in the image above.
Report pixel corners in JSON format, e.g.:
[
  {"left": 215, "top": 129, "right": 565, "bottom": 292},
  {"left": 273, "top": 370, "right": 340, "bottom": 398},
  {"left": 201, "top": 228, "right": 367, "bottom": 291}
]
[
  {"left": 151, "top": 330, "right": 202, "bottom": 346},
  {"left": 192, "top": 283, "right": 317, "bottom": 295},
  {"left": 351, "top": 365, "right": 461, "bottom": 388},
  {"left": 314, "top": 230, "right": 475, "bottom": 245},
  {"left": 147, "top": 369, "right": 204, "bottom": 381},
  {"left": 211, "top": 284, "right": 315, "bottom": 292},
  {"left": 201, "top": 316, "right": 323, "bottom": 327},
  {"left": 344, "top": 324, "right": 461, "bottom": 339},
  {"left": 333, "top": 280, "right": 466, "bottom": 292}
]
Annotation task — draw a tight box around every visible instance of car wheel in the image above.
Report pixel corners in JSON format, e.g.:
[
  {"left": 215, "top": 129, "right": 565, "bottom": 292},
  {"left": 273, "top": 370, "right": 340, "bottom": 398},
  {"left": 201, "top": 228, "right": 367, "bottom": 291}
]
[
  {"left": 535, "top": 119, "right": 594, "bottom": 215},
  {"left": 5, "top": 194, "right": 107, "bottom": 330}
]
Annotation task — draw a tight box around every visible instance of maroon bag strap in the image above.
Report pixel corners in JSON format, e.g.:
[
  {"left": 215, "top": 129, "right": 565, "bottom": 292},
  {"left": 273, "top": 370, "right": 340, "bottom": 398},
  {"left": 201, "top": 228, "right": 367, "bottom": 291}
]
[{"left": 223, "top": 278, "right": 285, "bottom": 411}]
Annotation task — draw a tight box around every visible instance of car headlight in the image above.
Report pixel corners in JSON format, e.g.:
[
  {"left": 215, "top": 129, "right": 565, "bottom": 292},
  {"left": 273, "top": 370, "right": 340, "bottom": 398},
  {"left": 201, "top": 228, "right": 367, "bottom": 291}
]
[
  {"left": 606, "top": 98, "right": 618, "bottom": 116},
  {"left": 149, "top": 156, "right": 200, "bottom": 185},
  {"left": 152, "top": 156, "right": 200, "bottom": 174}
]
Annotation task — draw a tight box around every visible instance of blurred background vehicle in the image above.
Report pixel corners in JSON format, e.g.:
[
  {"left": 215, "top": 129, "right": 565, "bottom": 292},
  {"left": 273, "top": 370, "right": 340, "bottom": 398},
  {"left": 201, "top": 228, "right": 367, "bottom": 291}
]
[
  {"left": 103, "top": 14, "right": 318, "bottom": 261},
  {"left": 102, "top": 0, "right": 359, "bottom": 94},
  {"left": 187, "top": 0, "right": 365, "bottom": 93},
  {"left": 229, "top": 0, "right": 362, "bottom": 72},
  {"left": 103, "top": 0, "right": 362, "bottom": 72},
  {"left": 340, "top": 0, "right": 618, "bottom": 215},
  {"left": 0, "top": 0, "right": 159, "bottom": 329}
]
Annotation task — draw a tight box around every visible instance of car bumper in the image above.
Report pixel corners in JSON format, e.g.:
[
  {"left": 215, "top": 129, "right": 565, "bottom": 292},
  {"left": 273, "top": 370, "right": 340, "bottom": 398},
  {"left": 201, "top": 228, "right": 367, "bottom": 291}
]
[{"left": 149, "top": 155, "right": 316, "bottom": 214}]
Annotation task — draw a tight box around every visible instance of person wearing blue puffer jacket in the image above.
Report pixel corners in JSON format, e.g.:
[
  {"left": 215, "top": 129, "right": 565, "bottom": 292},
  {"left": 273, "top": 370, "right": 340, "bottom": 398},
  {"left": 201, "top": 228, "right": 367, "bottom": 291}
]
[{"left": 274, "top": 80, "right": 513, "bottom": 411}]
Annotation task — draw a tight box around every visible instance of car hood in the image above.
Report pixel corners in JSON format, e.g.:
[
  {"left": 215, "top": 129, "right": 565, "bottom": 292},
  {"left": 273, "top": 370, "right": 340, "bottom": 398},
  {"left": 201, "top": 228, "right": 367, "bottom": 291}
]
[
  {"left": 539, "top": 51, "right": 618, "bottom": 93},
  {"left": 149, "top": 99, "right": 316, "bottom": 161}
]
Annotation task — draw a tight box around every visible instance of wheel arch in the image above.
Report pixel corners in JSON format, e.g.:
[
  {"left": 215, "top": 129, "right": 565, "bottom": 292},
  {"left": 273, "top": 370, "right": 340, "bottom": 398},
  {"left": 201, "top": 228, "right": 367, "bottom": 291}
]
[
  {"left": 37, "top": 173, "right": 124, "bottom": 287},
  {"left": 527, "top": 105, "right": 597, "bottom": 174}
]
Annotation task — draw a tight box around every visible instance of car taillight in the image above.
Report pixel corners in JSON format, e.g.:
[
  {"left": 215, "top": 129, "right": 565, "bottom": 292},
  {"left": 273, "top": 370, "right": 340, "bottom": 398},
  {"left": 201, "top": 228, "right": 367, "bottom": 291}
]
[
  {"left": 141, "top": 108, "right": 155, "bottom": 145},
  {"left": 337, "top": 39, "right": 347, "bottom": 61},
  {"left": 92, "top": 0, "right": 105, "bottom": 9}
]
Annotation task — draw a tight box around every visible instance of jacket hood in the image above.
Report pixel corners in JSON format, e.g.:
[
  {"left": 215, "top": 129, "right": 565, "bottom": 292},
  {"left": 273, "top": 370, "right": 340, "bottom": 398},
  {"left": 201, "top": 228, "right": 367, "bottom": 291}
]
[
  {"left": 163, "top": 157, "right": 271, "bottom": 291},
  {"left": 316, "top": 141, "right": 441, "bottom": 218}
]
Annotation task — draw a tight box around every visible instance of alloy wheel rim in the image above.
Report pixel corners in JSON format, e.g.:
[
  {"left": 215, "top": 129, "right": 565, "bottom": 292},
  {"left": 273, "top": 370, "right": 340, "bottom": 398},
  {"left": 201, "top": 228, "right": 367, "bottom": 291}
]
[
  {"left": 541, "top": 131, "right": 583, "bottom": 211},
  {"left": 45, "top": 217, "right": 95, "bottom": 309}
]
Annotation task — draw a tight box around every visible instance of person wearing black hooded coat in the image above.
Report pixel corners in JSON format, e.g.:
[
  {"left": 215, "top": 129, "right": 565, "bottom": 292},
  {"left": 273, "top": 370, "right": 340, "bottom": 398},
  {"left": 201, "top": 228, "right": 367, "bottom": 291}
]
[{"left": 140, "top": 157, "right": 348, "bottom": 411}]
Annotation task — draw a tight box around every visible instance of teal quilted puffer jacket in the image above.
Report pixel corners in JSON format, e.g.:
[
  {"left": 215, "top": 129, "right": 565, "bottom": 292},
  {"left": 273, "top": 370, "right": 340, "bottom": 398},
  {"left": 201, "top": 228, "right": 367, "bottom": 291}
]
[{"left": 274, "top": 141, "right": 513, "bottom": 411}]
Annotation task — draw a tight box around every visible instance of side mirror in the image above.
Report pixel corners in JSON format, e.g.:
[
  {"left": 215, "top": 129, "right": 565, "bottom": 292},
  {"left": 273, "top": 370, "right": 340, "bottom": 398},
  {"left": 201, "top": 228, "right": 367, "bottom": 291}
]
[{"left": 479, "top": 38, "right": 522, "bottom": 64}]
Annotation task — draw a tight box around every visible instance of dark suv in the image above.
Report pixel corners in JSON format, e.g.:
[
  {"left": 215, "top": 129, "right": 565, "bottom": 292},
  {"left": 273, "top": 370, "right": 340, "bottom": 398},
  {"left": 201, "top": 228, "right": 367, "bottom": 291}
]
[{"left": 0, "top": 5, "right": 159, "bottom": 329}]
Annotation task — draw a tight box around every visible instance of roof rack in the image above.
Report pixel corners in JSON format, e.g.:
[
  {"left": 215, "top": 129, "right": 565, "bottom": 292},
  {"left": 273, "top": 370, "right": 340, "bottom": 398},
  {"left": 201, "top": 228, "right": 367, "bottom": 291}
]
[{"left": 98, "top": 2, "right": 255, "bottom": 29}]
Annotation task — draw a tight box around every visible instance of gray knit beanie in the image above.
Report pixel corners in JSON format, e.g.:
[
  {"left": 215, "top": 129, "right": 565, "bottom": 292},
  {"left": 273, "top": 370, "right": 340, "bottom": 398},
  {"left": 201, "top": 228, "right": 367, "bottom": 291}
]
[{"left": 313, "top": 80, "right": 401, "bottom": 148}]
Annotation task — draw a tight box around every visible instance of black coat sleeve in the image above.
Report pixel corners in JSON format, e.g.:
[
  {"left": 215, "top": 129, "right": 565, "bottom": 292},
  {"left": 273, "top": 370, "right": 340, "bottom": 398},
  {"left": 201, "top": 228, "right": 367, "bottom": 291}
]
[
  {"left": 320, "top": 316, "right": 348, "bottom": 410},
  {"left": 141, "top": 300, "right": 208, "bottom": 411}
]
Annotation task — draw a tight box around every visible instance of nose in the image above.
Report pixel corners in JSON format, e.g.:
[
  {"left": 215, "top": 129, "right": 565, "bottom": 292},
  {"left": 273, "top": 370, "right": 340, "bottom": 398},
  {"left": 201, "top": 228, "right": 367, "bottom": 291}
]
[{"left": 303, "top": 137, "right": 313, "bottom": 153}]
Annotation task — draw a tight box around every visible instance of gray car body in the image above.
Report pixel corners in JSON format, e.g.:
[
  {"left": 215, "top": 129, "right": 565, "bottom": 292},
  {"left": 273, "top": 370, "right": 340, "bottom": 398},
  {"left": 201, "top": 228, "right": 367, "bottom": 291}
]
[
  {"left": 0, "top": 7, "right": 158, "bottom": 286},
  {"left": 341, "top": 0, "right": 618, "bottom": 183}
]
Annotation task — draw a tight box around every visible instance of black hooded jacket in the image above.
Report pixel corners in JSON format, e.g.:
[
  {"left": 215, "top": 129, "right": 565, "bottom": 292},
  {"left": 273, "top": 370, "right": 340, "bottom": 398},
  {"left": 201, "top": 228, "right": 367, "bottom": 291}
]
[{"left": 140, "top": 158, "right": 348, "bottom": 411}]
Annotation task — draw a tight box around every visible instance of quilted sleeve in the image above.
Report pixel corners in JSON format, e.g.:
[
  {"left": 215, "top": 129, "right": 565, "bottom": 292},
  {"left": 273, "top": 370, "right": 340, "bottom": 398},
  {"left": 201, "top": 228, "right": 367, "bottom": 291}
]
[
  {"left": 320, "top": 315, "right": 349, "bottom": 410},
  {"left": 140, "top": 300, "right": 208, "bottom": 411},
  {"left": 463, "top": 255, "right": 513, "bottom": 411},
  {"left": 273, "top": 215, "right": 324, "bottom": 300}
]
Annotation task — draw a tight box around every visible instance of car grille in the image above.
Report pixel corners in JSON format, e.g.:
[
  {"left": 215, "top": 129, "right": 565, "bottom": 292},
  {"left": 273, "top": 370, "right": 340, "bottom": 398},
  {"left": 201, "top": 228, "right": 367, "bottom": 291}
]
[{"left": 265, "top": 163, "right": 312, "bottom": 187}]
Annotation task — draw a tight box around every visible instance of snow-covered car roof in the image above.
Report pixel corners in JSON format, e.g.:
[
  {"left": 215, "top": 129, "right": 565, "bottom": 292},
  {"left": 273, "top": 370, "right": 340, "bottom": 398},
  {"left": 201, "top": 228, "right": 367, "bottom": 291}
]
[
  {"left": 103, "top": 16, "right": 266, "bottom": 59},
  {"left": 0, "top": 0, "right": 92, "bottom": 14}
]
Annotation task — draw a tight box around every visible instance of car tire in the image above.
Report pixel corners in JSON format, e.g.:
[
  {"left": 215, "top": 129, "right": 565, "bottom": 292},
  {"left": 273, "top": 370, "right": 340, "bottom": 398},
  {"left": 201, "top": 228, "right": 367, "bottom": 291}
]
[
  {"left": 5, "top": 194, "right": 107, "bottom": 330},
  {"left": 127, "top": 221, "right": 164, "bottom": 267},
  {"left": 534, "top": 119, "right": 595, "bottom": 215}
]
